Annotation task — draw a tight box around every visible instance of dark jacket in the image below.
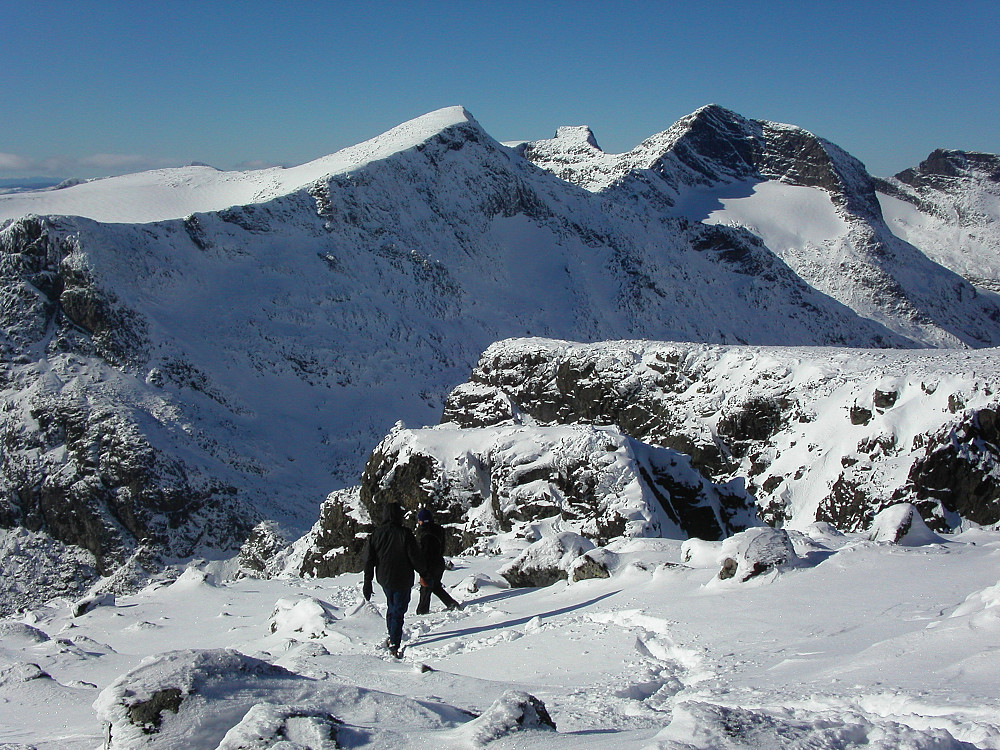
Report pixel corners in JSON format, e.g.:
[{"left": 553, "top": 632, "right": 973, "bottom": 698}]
[
  {"left": 415, "top": 520, "right": 448, "bottom": 578},
  {"left": 363, "top": 503, "right": 426, "bottom": 590}
]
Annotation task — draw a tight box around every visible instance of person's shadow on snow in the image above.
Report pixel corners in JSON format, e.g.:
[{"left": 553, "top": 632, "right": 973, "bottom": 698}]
[{"left": 411, "top": 590, "right": 620, "bottom": 646}]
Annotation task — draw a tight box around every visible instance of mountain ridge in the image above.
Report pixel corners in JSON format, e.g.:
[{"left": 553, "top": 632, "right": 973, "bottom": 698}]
[{"left": 2, "top": 104, "right": 1000, "bottom": 612}]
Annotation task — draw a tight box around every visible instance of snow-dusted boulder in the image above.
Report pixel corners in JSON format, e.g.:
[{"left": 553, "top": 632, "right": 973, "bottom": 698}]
[
  {"left": 215, "top": 704, "right": 342, "bottom": 750},
  {"left": 267, "top": 597, "right": 340, "bottom": 639},
  {"left": 459, "top": 690, "right": 556, "bottom": 745},
  {"left": 71, "top": 592, "right": 115, "bottom": 617},
  {"left": 94, "top": 649, "right": 296, "bottom": 747},
  {"left": 499, "top": 532, "right": 595, "bottom": 588},
  {"left": 717, "top": 527, "right": 799, "bottom": 582},
  {"left": 569, "top": 548, "right": 620, "bottom": 582},
  {"left": 867, "top": 503, "right": 946, "bottom": 546},
  {"left": 94, "top": 647, "right": 477, "bottom": 748}
]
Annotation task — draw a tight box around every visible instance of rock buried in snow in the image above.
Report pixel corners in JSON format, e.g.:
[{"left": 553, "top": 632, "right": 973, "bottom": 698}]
[
  {"left": 498, "top": 532, "right": 595, "bottom": 587},
  {"left": 267, "top": 596, "right": 340, "bottom": 639},
  {"left": 867, "top": 503, "right": 946, "bottom": 546},
  {"left": 717, "top": 527, "right": 798, "bottom": 582},
  {"left": 94, "top": 647, "right": 462, "bottom": 748},
  {"left": 71, "top": 592, "right": 115, "bottom": 617},
  {"left": 93, "top": 648, "right": 297, "bottom": 747},
  {"left": 215, "top": 704, "right": 342, "bottom": 750},
  {"left": 462, "top": 690, "right": 556, "bottom": 745}
]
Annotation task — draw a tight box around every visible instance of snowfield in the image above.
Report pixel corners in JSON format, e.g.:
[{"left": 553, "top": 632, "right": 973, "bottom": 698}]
[{"left": 2, "top": 522, "right": 1000, "bottom": 749}]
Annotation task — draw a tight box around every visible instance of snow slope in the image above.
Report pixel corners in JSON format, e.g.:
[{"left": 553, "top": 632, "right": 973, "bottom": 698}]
[
  {"left": 877, "top": 150, "right": 1000, "bottom": 292},
  {"left": 2, "top": 524, "right": 999, "bottom": 748},
  {"left": 0, "top": 107, "right": 476, "bottom": 224}
]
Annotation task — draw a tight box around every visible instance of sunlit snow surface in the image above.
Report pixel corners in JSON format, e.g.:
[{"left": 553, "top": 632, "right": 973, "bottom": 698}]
[
  {"left": 3, "top": 529, "right": 1000, "bottom": 748},
  {"left": 0, "top": 107, "right": 475, "bottom": 224}
]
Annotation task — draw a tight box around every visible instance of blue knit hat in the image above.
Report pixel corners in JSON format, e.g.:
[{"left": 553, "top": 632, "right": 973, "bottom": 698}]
[{"left": 417, "top": 508, "right": 433, "bottom": 523}]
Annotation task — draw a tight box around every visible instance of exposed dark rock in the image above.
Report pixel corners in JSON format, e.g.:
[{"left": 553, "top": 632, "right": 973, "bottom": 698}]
[
  {"left": 873, "top": 389, "right": 898, "bottom": 411},
  {"left": 897, "top": 407, "right": 1000, "bottom": 527},
  {"left": 850, "top": 404, "right": 873, "bottom": 425},
  {"left": 299, "top": 488, "right": 371, "bottom": 577},
  {"left": 128, "top": 688, "right": 184, "bottom": 734}
]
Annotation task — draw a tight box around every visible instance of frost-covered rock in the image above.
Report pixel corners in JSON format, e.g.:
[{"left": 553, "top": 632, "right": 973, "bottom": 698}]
[
  {"left": 499, "top": 532, "right": 595, "bottom": 588},
  {"left": 93, "top": 647, "right": 472, "bottom": 749},
  {"left": 267, "top": 597, "right": 340, "bottom": 639},
  {"left": 569, "top": 547, "right": 620, "bottom": 582},
  {"left": 716, "top": 527, "right": 798, "bottom": 582},
  {"left": 71, "top": 592, "right": 115, "bottom": 617},
  {"left": 301, "top": 423, "right": 758, "bottom": 576},
  {"left": 867, "top": 503, "right": 946, "bottom": 546},
  {"left": 215, "top": 704, "right": 342, "bottom": 750},
  {"left": 460, "top": 690, "right": 556, "bottom": 745},
  {"left": 445, "top": 338, "right": 1000, "bottom": 533}
]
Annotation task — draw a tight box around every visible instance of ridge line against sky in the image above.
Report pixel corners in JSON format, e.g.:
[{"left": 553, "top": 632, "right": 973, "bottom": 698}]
[{"left": 2, "top": 0, "right": 998, "bottom": 182}]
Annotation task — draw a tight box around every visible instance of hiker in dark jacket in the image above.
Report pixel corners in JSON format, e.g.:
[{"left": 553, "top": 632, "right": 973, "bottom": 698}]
[
  {"left": 414, "top": 507, "right": 461, "bottom": 614},
  {"left": 362, "top": 502, "right": 426, "bottom": 657}
]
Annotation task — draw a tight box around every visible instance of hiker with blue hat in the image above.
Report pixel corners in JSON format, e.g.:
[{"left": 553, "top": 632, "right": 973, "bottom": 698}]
[{"left": 415, "top": 507, "right": 462, "bottom": 614}]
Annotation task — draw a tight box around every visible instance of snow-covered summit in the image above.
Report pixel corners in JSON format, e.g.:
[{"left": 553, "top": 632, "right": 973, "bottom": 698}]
[
  {"left": 877, "top": 148, "right": 1000, "bottom": 291},
  {"left": 0, "top": 106, "right": 479, "bottom": 224}
]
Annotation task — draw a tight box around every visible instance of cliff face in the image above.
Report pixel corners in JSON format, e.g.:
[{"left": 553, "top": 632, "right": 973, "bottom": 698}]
[
  {"left": 435, "top": 338, "right": 1000, "bottom": 533},
  {"left": 297, "top": 422, "right": 760, "bottom": 578}
]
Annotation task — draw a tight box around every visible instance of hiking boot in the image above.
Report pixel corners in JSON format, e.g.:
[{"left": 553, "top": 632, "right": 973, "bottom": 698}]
[{"left": 388, "top": 645, "right": 401, "bottom": 658}]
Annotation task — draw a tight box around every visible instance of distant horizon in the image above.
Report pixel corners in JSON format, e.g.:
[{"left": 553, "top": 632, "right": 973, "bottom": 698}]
[{"left": 3, "top": 1, "right": 998, "bottom": 181}]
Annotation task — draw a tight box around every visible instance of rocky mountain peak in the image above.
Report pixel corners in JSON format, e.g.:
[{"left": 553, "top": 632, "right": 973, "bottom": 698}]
[
  {"left": 553, "top": 125, "right": 602, "bottom": 150},
  {"left": 895, "top": 149, "right": 1000, "bottom": 187}
]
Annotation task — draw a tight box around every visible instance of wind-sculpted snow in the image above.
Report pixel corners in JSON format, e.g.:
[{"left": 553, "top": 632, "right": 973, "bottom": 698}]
[
  {"left": 445, "top": 337, "right": 1000, "bottom": 532},
  {"left": 2, "top": 105, "right": 1000, "bottom": 610}
]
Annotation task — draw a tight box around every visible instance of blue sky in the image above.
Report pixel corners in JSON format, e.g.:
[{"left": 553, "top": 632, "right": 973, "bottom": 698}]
[{"left": 2, "top": 0, "right": 998, "bottom": 180}]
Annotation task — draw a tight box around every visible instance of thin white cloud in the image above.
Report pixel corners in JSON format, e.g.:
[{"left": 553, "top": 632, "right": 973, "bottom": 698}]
[
  {"left": 0, "top": 153, "right": 35, "bottom": 171},
  {"left": 0, "top": 152, "right": 190, "bottom": 179}
]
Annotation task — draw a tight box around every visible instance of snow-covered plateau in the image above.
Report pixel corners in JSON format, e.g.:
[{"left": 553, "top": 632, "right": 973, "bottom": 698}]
[
  {"left": 3, "top": 521, "right": 1000, "bottom": 749},
  {"left": 2, "top": 104, "right": 1000, "bottom": 746}
]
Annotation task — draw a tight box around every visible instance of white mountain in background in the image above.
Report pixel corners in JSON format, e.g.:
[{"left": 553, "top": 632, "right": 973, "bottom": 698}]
[
  {"left": 2, "top": 105, "right": 1000, "bottom": 612},
  {"left": 875, "top": 149, "right": 1000, "bottom": 291}
]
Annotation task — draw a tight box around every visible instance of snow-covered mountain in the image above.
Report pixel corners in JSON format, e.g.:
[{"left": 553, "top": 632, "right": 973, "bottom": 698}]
[
  {"left": 2, "top": 105, "right": 1000, "bottom": 612},
  {"left": 876, "top": 149, "right": 1000, "bottom": 291}
]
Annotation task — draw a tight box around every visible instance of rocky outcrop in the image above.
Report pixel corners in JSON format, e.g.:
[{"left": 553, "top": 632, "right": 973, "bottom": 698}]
[
  {"left": 441, "top": 338, "right": 1000, "bottom": 533},
  {"left": 298, "top": 422, "right": 759, "bottom": 576}
]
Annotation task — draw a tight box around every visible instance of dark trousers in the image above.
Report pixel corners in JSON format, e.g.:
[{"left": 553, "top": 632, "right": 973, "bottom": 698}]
[
  {"left": 416, "top": 571, "right": 458, "bottom": 614},
  {"left": 381, "top": 585, "right": 411, "bottom": 648}
]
